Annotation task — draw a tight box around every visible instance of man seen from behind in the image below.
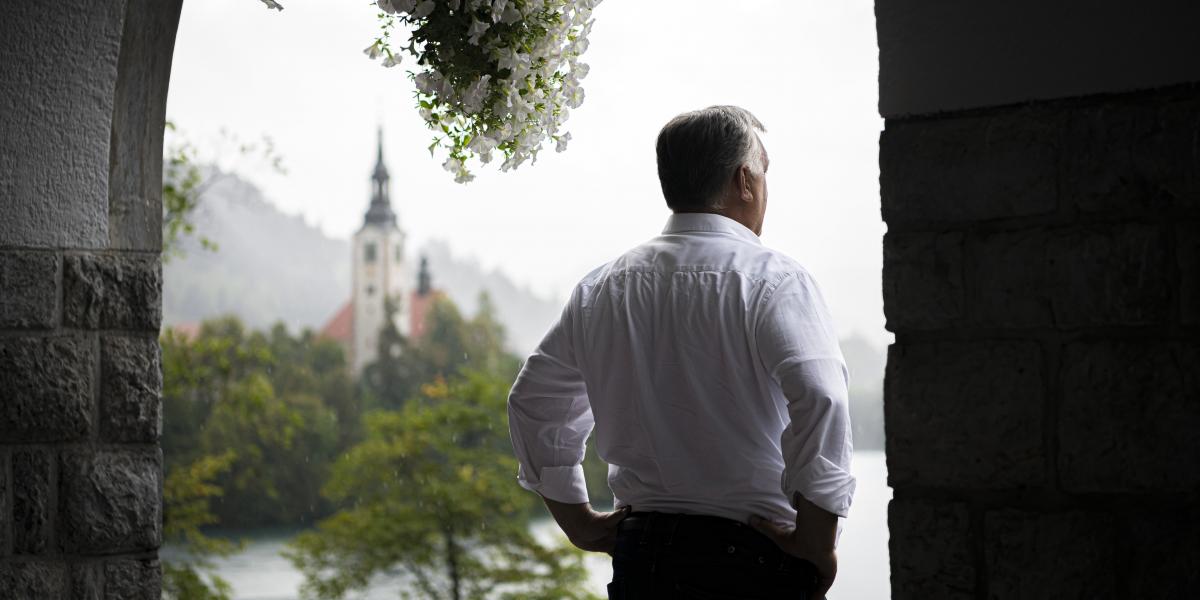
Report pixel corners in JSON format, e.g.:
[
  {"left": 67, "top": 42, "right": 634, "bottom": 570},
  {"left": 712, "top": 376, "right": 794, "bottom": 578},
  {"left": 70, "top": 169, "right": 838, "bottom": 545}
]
[{"left": 507, "top": 105, "right": 856, "bottom": 599}]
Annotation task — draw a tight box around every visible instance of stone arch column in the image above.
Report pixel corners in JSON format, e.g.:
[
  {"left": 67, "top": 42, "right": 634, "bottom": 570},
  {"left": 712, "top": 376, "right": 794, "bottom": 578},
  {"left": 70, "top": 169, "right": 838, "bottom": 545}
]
[
  {"left": 1, "top": 0, "right": 182, "bottom": 596},
  {"left": 878, "top": 2, "right": 1200, "bottom": 597}
]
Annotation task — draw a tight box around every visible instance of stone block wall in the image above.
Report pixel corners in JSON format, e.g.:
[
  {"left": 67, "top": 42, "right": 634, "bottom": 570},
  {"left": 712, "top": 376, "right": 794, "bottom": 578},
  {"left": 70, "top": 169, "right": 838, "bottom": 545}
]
[
  {"left": 1, "top": 0, "right": 181, "bottom": 597},
  {"left": 0, "top": 256, "right": 164, "bottom": 598},
  {"left": 883, "top": 84, "right": 1200, "bottom": 599}
]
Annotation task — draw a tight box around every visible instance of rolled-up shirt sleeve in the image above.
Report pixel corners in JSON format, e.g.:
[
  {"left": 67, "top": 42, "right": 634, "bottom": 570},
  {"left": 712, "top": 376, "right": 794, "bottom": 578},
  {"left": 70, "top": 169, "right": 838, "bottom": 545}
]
[
  {"left": 755, "top": 271, "right": 856, "bottom": 518},
  {"left": 507, "top": 286, "right": 593, "bottom": 505}
]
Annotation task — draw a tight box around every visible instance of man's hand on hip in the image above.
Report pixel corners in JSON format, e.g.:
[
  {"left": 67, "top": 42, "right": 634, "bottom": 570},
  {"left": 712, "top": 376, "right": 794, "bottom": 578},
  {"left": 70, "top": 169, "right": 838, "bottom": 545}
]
[
  {"left": 749, "top": 515, "right": 837, "bottom": 599},
  {"left": 542, "top": 497, "right": 631, "bottom": 553},
  {"left": 750, "top": 492, "right": 840, "bottom": 599}
]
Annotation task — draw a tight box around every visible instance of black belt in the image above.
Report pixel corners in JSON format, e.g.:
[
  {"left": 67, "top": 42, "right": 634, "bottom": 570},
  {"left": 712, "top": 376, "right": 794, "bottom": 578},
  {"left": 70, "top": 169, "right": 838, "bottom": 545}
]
[{"left": 617, "top": 511, "right": 817, "bottom": 579}]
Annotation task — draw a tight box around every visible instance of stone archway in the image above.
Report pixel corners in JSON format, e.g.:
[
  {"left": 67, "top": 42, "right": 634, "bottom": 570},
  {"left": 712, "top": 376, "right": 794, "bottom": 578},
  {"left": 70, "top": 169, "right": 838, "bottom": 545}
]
[
  {"left": 2, "top": 1, "right": 1199, "bottom": 598},
  {"left": 1, "top": 0, "right": 182, "bottom": 595}
]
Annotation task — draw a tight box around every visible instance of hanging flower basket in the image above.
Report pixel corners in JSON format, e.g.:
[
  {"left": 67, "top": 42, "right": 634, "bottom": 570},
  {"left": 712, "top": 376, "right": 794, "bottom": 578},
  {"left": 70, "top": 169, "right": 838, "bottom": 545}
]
[{"left": 365, "top": 0, "right": 602, "bottom": 183}]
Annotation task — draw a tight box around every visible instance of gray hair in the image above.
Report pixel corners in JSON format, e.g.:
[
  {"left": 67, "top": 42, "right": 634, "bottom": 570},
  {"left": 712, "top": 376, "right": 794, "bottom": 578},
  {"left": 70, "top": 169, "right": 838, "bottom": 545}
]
[{"left": 655, "top": 105, "right": 766, "bottom": 211}]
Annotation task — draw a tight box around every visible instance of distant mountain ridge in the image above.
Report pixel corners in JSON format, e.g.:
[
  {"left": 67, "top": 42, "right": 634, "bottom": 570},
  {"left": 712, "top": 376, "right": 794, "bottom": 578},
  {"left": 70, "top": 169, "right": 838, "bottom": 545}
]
[{"left": 162, "top": 171, "right": 561, "bottom": 354}]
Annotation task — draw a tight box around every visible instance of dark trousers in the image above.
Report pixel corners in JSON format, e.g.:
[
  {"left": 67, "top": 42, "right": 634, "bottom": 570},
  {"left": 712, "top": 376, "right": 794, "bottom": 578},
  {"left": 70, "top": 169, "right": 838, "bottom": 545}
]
[{"left": 608, "top": 511, "right": 818, "bottom": 600}]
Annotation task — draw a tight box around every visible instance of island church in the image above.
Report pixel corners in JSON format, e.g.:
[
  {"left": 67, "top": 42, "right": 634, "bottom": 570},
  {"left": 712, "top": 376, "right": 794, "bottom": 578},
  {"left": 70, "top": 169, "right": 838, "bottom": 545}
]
[{"left": 320, "top": 130, "right": 441, "bottom": 375}]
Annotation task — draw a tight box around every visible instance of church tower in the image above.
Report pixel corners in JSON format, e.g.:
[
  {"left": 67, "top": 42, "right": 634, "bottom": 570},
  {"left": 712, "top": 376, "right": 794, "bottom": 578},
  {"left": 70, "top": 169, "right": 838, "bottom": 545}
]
[{"left": 350, "top": 128, "right": 409, "bottom": 375}]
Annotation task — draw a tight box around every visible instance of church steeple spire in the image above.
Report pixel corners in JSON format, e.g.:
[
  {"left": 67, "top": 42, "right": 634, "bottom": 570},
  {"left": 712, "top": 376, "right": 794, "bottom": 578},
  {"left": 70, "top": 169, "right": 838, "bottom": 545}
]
[{"left": 364, "top": 127, "right": 397, "bottom": 227}]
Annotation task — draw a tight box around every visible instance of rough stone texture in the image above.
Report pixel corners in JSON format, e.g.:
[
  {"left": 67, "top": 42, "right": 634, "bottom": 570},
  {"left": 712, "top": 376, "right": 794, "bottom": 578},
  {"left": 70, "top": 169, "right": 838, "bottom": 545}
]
[
  {"left": 71, "top": 563, "right": 103, "bottom": 600},
  {"left": 58, "top": 450, "right": 161, "bottom": 555},
  {"left": 0, "top": 454, "right": 8, "bottom": 554},
  {"left": 100, "top": 336, "right": 162, "bottom": 442},
  {"left": 889, "top": 500, "right": 975, "bottom": 600},
  {"left": 1048, "top": 224, "right": 1172, "bottom": 328},
  {"left": 985, "top": 510, "right": 1118, "bottom": 599},
  {"left": 0, "top": 336, "right": 93, "bottom": 443},
  {"left": 1059, "top": 342, "right": 1200, "bottom": 492},
  {"left": 62, "top": 254, "right": 161, "bottom": 331},
  {"left": 1123, "top": 509, "right": 1200, "bottom": 599},
  {"left": 1181, "top": 223, "right": 1199, "bottom": 325},
  {"left": 0, "top": 1, "right": 126, "bottom": 249},
  {"left": 0, "top": 252, "right": 58, "bottom": 329},
  {"left": 883, "top": 232, "right": 964, "bottom": 331},
  {"left": 104, "top": 559, "right": 160, "bottom": 600},
  {"left": 967, "top": 230, "right": 1054, "bottom": 328},
  {"left": 0, "top": 561, "right": 68, "bottom": 599},
  {"left": 879, "top": 10, "right": 1200, "bottom": 598},
  {"left": 881, "top": 112, "right": 1058, "bottom": 227},
  {"left": 12, "top": 451, "right": 52, "bottom": 555},
  {"left": 1064, "top": 93, "right": 1200, "bottom": 214},
  {"left": 108, "top": 0, "right": 182, "bottom": 251},
  {"left": 2, "top": 2, "right": 178, "bottom": 596},
  {"left": 886, "top": 341, "right": 1045, "bottom": 488}
]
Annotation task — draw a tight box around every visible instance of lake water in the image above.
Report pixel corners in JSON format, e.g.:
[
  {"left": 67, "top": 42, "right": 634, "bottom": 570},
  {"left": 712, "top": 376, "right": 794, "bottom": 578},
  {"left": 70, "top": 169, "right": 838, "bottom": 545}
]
[{"left": 185, "top": 451, "right": 890, "bottom": 599}]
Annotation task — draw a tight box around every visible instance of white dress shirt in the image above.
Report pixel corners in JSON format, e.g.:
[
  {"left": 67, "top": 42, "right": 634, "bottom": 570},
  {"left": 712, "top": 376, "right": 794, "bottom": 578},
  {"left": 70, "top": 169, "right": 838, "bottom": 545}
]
[{"left": 507, "top": 212, "right": 855, "bottom": 526}]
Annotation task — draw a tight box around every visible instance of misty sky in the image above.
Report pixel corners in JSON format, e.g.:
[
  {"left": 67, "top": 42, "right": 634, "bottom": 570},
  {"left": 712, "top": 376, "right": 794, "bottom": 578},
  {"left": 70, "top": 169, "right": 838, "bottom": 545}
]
[{"left": 167, "top": 0, "right": 888, "bottom": 347}]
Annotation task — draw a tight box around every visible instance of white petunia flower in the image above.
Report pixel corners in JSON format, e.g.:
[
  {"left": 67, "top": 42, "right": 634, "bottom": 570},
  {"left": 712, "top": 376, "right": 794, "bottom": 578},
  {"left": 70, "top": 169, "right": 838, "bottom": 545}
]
[
  {"left": 462, "top": 74, "right": 492, "bottom": 114},
  {"left": 500, "top": 4, "right": 521, "bottom": 24},
  {"left": 414, "top": 72, "right": 437, "bottom": 94},
  {"left": 368, "top": 0, "right": 600, "bottom": 182},
  {"left": 467, "top": 18, "right": 490, "bottom": 45}
]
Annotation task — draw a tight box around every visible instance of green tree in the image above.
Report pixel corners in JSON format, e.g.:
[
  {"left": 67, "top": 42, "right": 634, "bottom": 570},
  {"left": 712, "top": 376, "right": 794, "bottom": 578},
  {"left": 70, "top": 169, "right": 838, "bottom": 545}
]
[
  {"left": 285, "top": 371, "right": 598, "bottom": 600},
  {"left": 362, "top": 292, "right": 519, "bottom": 412},
  {"left": 162, "top": 451, "right": 240, "bottom": 600},
  {"left": 161, "top": 316, "right": 356, "bottom": 529}
]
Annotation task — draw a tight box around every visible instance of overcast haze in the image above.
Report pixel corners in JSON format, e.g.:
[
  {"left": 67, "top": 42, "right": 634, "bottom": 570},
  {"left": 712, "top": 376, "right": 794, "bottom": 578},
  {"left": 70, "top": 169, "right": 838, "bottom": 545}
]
[{"left": 167, "top": 0, "right": 888, "bottom": 346}]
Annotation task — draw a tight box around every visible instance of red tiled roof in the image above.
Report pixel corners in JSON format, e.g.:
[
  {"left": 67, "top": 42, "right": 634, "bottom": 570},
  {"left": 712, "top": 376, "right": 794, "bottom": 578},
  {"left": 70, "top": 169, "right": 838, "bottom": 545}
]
[
  {"left": 408, "top": 289, "right": 445, "bottom": 341},
  {"left": 320, "top": 299, "right": 354, "bottom": 343},
  {"left": 168, "top": 322, "right": 202, "bottom": 340}
]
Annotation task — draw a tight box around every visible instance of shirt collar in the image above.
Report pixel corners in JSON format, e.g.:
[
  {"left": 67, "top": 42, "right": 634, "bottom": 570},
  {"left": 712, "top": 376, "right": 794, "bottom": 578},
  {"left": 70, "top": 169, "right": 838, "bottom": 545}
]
[{"left": 662, "top": 212, "right": 762, "bottom": 245}]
